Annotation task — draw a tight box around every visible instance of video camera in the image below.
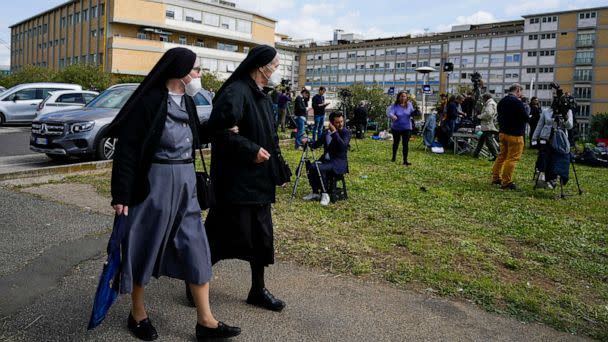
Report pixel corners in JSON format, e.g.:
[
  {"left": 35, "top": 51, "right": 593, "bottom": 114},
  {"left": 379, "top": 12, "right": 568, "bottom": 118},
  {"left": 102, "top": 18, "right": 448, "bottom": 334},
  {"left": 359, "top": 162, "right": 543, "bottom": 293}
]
[
  {"left": 549, "top": 82, "right": 577, "bottom": 122},
  {"left": 338, "top": 88, "right": 352, "bottom": 98}
]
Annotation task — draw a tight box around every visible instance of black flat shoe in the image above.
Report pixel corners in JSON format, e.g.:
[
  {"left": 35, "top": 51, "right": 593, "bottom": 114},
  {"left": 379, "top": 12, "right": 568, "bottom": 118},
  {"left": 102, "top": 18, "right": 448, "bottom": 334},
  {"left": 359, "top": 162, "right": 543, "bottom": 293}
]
[
  {"left": 196, "top": 321, "right": 241, "bottom": 341},
  {"left": 127, "top": 313, "right": 158, "bottom": 341},
  {"left": 246, "top": 288, "right": 286, "bottom": 312}
]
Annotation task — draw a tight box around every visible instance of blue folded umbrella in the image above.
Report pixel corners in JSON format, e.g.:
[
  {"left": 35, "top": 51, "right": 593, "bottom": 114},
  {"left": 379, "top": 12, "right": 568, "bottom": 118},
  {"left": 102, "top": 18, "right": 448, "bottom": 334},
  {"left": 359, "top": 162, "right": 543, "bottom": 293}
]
[{"left": 87, "top": 215, "right": 128, "bottom": 330}]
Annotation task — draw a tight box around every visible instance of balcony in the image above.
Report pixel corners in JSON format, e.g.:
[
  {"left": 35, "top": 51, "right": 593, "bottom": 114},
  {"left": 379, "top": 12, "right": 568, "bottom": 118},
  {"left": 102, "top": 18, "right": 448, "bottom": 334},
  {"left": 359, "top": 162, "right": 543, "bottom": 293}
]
[
  {"left": 576, "top": 38, "right": 595, "bottom": 47},
  {"left": 573, "top": 75, "right": 593, "bottom": 82},
  {"left": 575, "top": 57, "right": 594, "bottom": 65}
]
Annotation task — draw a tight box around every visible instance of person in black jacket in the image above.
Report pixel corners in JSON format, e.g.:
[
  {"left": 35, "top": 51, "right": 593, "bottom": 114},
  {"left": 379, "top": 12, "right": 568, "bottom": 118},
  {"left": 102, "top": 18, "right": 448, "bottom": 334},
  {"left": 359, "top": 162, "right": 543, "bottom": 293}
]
[
  {"left": 492, "top": 83, "right": 530, "bottom": 190},
  {"left": 204, "top": 45, "right": 289, "bottom": 312},
  {"left": 353, "top": 101, "right": 368, "bottom": 139},
  {"left": 294, "top": 88, "right": 310, "bottom": 149},
  {"left": 108, "top": 48, "right": 240, "bottom": 341},
  {"left": 528, "top": 97, "right": 541, "bottom": 148}
]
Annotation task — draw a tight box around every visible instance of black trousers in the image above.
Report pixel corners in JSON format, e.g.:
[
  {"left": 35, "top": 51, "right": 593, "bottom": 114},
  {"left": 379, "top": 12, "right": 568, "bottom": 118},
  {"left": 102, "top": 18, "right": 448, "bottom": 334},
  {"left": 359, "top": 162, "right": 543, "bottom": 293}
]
[
  {"left": 473, "top": 131, "right": 498, "bottom": 158},
  {"left": 306, "top": 160, "right": 333, "bottom": 194},
  {"left": 391, "top": 129, "right": 412, "bottom": 163}
]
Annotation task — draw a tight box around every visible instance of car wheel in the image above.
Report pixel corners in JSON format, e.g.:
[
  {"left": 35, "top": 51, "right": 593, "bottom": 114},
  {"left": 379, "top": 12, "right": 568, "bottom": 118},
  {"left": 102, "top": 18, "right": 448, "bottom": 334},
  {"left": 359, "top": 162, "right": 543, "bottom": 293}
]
[
  {"left": 96, "top": 136, "right": 117, "bottom": 160},
  {"left": 0, "top": 113, "right": 5, "bottom": 126},
  {"left": 45, "top": 153, "right": 70, "bottom": 162}
]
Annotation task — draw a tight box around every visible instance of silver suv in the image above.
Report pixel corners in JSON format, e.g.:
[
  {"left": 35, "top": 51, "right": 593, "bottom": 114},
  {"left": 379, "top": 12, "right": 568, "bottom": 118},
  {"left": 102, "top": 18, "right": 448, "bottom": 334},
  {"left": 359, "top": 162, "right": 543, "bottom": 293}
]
[
  {"left": 0, "top": 82, "right": 82, "bottom": 124},
  {"left": 30, "top": 84, "right": 213, "bottom": 161}
]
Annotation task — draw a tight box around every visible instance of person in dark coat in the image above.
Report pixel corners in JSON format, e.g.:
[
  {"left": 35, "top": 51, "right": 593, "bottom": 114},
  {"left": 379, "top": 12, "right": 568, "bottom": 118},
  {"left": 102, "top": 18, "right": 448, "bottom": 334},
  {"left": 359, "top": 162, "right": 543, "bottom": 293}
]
[
  {"left": 204, "top": 45, "right": 289, "bottom": 312},
  {"left": 302, "top": 111, "right": 350, "bottom": 205},
  {"left": 108, "top": 47, "right": 240, "bottom": 341},
  {"left": 528, "top": 97, "right": 541, "bottom": 148}
]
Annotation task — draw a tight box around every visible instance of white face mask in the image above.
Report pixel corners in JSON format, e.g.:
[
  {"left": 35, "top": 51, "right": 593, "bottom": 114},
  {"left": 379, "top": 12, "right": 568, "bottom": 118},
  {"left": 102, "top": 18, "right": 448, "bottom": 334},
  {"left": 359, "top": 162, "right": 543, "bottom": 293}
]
[
  {"left": 263, "top": 65, "right": 281, "bottom": 87},
  {"left": 182, "top": 75, "right": 202, "bottom": 96}
]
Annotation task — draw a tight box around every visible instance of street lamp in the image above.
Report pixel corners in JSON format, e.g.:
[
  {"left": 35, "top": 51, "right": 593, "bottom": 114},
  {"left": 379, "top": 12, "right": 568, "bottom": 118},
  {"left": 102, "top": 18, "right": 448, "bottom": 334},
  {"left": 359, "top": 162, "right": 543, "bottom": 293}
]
[{"left": 415, "top": 66, "right": 436, "bottom": 116}]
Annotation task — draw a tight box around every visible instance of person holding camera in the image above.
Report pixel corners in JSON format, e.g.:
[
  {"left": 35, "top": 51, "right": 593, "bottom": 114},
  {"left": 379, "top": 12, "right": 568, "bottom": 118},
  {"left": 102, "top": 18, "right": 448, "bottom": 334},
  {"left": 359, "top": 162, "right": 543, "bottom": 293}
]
[
  {"left": 387, "top": 91, "right": 415, "bottom": 165},
  {"left": 473, "top": 94, "right": 498, "bottom": 160},
  {"left": 492, "top": 83, "right": 529, "bottom": 190},
  {"left": 302, "top": 112, "right": 350, "bottom": 206},
  {"left": 312, "top": 86, "right": 329, "bottom": 142},
  {"left": 532, "top": 105, "right": 574, "bottom": 188},
  {"left": 294, "top": 89, "right": 310, "bottom": 149}
]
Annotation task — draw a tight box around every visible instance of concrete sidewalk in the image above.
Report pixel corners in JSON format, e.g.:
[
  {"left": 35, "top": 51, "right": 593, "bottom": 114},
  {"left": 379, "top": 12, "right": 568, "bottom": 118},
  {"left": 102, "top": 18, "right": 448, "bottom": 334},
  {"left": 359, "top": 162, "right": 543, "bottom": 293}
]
[{"left": 0, "top": 182, "right": 591, "bottom": 341}]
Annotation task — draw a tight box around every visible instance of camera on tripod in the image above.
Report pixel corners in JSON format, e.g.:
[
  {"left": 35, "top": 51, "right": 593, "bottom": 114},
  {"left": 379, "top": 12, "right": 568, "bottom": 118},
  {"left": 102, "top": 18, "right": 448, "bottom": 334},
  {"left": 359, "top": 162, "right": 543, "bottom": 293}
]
[
  {"left": 338, "top": 88, "right": 352, "bottom": 98},
  {"left": 549, "top": 82, "right": 577, "bottom": 123}
]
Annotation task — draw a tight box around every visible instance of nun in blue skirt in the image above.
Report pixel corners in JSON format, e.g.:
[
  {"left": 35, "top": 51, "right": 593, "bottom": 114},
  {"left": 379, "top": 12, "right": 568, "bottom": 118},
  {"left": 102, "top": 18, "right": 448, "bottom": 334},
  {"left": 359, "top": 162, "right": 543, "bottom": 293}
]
[{"left": 106, "top": 47, "right": 240, "bottom": 341}]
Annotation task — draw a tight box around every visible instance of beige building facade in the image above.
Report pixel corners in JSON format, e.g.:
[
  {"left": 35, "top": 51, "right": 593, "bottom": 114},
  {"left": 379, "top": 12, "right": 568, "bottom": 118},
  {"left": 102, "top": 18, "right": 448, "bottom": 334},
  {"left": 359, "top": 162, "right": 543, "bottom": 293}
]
[{"left": 10, "top": 0, "right": 276, "bottom": 79}]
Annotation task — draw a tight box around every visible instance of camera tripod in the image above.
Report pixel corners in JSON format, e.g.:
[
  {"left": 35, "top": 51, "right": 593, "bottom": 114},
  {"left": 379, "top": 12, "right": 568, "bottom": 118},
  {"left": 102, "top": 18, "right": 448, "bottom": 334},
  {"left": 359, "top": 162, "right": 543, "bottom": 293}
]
[
  {"left": 532, "top": 149, "right": 583, "bottom": 199},
  {"left": 290, "top": 142, "right": 326, "bottom": 203}
]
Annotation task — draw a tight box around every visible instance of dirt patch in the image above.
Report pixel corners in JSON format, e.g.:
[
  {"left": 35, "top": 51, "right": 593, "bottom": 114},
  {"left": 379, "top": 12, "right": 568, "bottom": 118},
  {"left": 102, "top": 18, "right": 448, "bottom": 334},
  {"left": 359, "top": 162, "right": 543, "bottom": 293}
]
[{"left": 20, "top": 183, "right": 111, "bottom": 215}]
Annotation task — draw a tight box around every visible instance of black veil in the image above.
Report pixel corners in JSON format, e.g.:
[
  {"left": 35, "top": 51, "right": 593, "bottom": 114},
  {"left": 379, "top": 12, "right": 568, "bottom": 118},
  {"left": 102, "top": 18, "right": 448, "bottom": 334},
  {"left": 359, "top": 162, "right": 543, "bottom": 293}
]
[
  {"left": 107, "top": 47, "right": 197, "bottom": 137},
  {"left": 213, "top": 44, "right": 277, "bottom": 101}
]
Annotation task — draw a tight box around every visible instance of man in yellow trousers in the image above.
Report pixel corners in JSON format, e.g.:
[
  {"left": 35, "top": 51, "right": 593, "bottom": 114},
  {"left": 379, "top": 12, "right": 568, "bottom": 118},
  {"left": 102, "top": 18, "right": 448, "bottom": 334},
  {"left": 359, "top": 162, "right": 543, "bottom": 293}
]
[{"left": 492, "top": 83, "right": 529, "bottom": 190}]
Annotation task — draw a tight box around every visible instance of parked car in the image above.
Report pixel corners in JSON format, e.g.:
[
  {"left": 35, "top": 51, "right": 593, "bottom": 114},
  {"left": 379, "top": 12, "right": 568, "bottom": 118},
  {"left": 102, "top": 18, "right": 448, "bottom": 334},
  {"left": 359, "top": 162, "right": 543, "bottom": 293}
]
[
  {"left": 0, "top": 86, "right": 6, "bottom": 93},
  {"left": 30, "top": 85, "right": 214, "bottom": 161},
  {"left": 0, "top": 83, "right": 82, "bottom": 125},
  {"left": 35, "top": 90, "right": 99, "bottom": 117}
]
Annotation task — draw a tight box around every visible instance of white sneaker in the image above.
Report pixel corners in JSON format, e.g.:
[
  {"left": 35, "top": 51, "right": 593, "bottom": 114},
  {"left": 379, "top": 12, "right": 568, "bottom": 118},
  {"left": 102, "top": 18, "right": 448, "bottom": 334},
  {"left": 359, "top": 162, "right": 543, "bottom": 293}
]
[
  {"left": 303, "top": 193, "right": 321, "bottom": 201},
  {"left": 320, "top": 193, "right": 330, "bottom": 206}
]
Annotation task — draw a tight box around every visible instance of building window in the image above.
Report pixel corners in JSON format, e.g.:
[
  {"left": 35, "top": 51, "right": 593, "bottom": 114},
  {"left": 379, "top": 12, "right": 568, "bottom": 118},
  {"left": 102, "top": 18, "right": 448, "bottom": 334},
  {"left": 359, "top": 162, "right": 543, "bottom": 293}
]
[
  {"left": 573, "top": 87, "right": 591, "bottom": 99},
  {"left": 100, "top": 4, "right": 105, "bottom": 16},
  {"left": 67, "top": 14, "right": 72, "bottom": 26},
  {"left": 74, "top": 12, "right": 80, "bottom": 24},
  {"left": 577, "top": 104, "right": 590, "bottom": 117},
  {"left": 539, "top": 67, "right": 554, "bottom": 73},
  {"left": 529, "top": 18, "right": 540, "bottom": 24},
  {"left": 203, "top": 12, "right": 219, "bottom": 26},
  {"left": 220, "top": 16, "right": 236, "bottom": 30},
  {"left": 91, "top": 6, "right": 97, "bottom": 18},
  {"left": 179, "top": 36, "right": 187, "bottom": 45},
  {"left": 243, "top": 46, "right": 250, "bottom": 53},
  {"left": 540, "top": 33, "right": 556, "bottom": 39},
  {"left": 217, "top": 42, "right": 238, "bottom": 52},
  {"left": 166, "top": 10, "right": 175, "bottom": 19},
  {"left": 83, "top": 9, "right": 88, "bottom": 21},
  {"left": 160, "top": 35, "right": 169, "bottom": 42},
  {"left": 526, "top": 68, "right": 536, "bottom": 73},
  {"left": 579, "top": 12, "right": 596, "bottom": 19},
  {"left": 137, "top": 32, "right": 148, "bottom": 40},
  {"left": 528, "top": 34, "right": 538, "bottom": 40},
  {"left": 236, "top": 20, "right": 251, "bottom": 33},
  {"left": 196, "top": 39, "right": 205, "bottom": 47},
  {"left": 91, "top": 30, "right": 97, "bottom": 38},
  {"left": 60, "top": 17, "right": 66, "bottom": 28},
  {"left": 527, "top": 51, "right": 537, "bottom": 57}
]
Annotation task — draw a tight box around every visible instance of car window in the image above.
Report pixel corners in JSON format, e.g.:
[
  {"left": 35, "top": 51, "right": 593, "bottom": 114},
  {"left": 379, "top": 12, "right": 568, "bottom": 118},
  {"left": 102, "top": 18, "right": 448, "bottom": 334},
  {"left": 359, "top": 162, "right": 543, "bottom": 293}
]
[
  {"left": 86, "top": 88, "right": 135, "bottom": 109},
  {"left": 83, "top": 93, "right": 97, "bottom": 103},
  {"left": 193, "top": 93, "right": 210, "bottom": 106},
  {"left": 9, "top": 88, "right": 38, "bottom": 101},
  {"left": 57, "top": 93, "right": 85, "bottom": 104}
]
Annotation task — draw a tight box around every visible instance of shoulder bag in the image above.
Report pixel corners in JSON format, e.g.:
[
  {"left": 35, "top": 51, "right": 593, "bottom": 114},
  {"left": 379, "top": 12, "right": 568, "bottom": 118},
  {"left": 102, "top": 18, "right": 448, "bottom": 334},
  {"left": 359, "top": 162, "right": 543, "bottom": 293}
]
[{"left": 195, "top": 148, "right": 216, "bottom": 210}]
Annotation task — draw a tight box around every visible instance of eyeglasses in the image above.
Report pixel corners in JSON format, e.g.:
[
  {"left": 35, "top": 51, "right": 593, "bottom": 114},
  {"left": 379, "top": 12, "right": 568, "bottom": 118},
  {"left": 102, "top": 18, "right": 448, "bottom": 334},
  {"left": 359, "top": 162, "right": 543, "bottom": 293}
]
[{"left": 192, "top": 66, "right": 201, "bottom": 73}]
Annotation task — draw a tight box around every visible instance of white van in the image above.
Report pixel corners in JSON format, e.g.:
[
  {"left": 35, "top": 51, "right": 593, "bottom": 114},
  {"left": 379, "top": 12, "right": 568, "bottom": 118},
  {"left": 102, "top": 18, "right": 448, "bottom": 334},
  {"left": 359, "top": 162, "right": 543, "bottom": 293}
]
[{"left": 0, "top": 83, "right": 82, "bottom": 125}]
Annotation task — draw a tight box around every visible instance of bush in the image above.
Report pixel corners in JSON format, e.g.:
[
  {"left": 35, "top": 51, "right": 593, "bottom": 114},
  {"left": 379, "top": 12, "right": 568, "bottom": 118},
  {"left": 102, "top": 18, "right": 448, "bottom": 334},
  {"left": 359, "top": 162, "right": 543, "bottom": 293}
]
[
  {"left": 338, "top": 83, "right": 393, "bottom": 130},
  {"left": 0, "top": 65, "right": 57, "bottom": 89},
  {"left": 54, "top": 64, "right": 111, "bottom": 91},
  {"left": 589, "top": 112, "right": 608, "bottom": 142},
  {"left": 201, "top": 72, "right": 223, "bottom": 93},
  {"left": 113, "top": 74, "right": 145, "bottom": 85}
]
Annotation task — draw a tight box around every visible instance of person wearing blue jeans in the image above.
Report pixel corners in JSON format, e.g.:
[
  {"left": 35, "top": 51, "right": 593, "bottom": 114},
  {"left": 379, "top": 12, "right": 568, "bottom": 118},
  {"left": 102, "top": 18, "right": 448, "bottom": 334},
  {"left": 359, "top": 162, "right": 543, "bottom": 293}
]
[
  {"left": 293, "top": 89, "right": 310, "bottom": 148},
  {"left": 311, "top": 87, "right": 328, "bottom": 142}
]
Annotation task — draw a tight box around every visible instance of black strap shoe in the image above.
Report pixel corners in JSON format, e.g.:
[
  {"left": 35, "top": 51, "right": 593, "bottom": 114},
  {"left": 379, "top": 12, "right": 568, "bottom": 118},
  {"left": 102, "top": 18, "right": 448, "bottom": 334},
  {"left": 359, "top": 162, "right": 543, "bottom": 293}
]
[
  {"left": 196, "top": 321, "right": 241, "bottom": 340},
  {"left": 127, "top": 313, "right": 158, "bottom": 341},
  {"left": 246, "top": 288, "right": 286, "bottom": 312}
]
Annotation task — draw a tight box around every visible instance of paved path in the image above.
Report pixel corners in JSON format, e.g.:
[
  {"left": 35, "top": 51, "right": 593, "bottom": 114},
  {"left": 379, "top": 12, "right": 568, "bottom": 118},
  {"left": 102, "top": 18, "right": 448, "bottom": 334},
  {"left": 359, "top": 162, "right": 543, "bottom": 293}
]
[{"left": 0, "top": 184, "right": 591, "bottom": 342}]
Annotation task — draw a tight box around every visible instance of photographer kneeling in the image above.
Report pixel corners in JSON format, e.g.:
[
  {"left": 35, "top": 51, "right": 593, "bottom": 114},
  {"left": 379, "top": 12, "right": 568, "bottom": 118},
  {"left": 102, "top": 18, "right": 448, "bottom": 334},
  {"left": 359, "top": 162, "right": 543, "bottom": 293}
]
[
  {"left": 302, "top": 112, "right": 350, "bottom": 206},
  {"left": 532, "top": 104, "right": 573, "bottom": 189}
]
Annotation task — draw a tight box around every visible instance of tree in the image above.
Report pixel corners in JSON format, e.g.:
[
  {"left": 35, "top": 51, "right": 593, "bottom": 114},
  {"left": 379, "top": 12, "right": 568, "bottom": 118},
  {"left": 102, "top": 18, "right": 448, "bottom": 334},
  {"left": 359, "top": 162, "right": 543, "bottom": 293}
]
[
  {"left": 337, "top": 83, "right": 393, "bottom": 131},
  {"left": 0, "top": 65, "right": 57, "bottom": 89},
  {"left": 589, "top": 112, "right": 608, "bottom": 142},
  {"left": 201, "top": 72, "right": 224, "bottom": 94},
  {"left": 114, "top": 74, "right": 145, "bottom": 85},
  {"left": 55, "top": 64, "right": 111, "bottom": 91}
]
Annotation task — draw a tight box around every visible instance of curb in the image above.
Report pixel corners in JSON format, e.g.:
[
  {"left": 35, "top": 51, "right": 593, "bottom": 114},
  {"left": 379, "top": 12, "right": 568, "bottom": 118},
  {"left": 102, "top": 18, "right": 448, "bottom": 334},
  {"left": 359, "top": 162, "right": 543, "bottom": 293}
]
[{"left": 0, "top": 139, "right": 294, "bottom": 181}]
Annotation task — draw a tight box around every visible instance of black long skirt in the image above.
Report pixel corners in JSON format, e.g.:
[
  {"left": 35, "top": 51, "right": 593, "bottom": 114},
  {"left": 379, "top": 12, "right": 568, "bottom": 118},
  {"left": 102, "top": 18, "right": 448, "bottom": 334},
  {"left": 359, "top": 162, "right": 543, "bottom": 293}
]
[{"left": 205, "top": 203, "right": 274, "bottom": 266}]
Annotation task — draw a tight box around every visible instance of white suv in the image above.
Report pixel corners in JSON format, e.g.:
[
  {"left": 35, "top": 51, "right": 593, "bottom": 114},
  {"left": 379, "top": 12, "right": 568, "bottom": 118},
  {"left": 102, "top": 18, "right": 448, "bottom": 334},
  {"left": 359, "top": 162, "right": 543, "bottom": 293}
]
[
  {"left": 0, "top": 83, "right": 82, "bottom": 125},
  {"left": 36, "top": 90, "right": 99, "bottom": 117}
]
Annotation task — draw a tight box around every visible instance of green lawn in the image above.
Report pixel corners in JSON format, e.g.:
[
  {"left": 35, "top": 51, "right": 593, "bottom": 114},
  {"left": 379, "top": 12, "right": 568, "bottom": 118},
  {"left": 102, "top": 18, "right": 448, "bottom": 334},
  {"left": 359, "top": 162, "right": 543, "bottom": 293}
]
[{"left": 64, "top": 136, "right": 607, "bottom": 340}]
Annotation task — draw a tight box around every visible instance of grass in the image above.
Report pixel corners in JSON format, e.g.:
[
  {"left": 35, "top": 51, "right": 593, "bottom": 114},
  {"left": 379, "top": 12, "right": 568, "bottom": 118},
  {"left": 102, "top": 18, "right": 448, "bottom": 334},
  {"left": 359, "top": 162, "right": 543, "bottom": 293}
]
[{"left": 61, "top": 136, "right": 607, "bottom": 340}]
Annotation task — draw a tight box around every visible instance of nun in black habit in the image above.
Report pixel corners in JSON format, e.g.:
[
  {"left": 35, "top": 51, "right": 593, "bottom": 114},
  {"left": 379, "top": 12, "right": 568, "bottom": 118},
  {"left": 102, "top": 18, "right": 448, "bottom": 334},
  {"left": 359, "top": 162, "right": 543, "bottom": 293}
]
[
  {"left": 204, "top": 45, "right": 288, "bottom": 311},
  {"left": 108, "top": 47, "right": 240, "bottom": 341}
]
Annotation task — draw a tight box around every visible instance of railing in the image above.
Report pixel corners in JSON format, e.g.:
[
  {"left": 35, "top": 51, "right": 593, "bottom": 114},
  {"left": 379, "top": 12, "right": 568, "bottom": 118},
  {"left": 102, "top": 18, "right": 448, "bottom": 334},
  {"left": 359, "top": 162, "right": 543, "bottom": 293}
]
[
  {"left": 573, "top": 75, "right": 593, "bottom": 82},
  {"left": 575, "top": 57, "right": 594, "bottom": 65},
  {"left": 576, "top": 38, "right": 595, "bottom": 47}
]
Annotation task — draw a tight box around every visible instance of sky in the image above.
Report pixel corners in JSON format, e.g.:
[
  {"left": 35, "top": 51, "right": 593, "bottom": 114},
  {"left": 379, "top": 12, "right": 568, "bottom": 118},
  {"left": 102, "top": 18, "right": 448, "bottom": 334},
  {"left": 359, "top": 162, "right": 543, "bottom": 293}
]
[{"left": 1, "top": 0, "right": 607, "bottom": 66}]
